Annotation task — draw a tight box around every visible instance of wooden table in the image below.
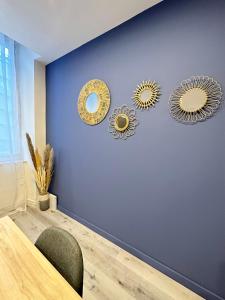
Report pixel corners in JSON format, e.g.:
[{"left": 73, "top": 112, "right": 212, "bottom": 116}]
[{"left": 0, "top": 216, "right": 81, "bottom": 300}]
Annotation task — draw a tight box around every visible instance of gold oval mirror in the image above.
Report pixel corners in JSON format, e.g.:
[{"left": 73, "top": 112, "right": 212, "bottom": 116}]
[
  {"left": 85, "top": 92, "right": 99, "bottom": 113},
  {"left": 179, "top": 88, "right": 207, "bottom": 112},
  {"left": 78, "top": 79, "right": 110, "bottom": 125}
]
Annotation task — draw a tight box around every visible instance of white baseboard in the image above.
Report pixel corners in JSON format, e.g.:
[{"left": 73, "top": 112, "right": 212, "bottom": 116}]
[{"left": 49, "top": 193, "right": 57, "bottom": 211}]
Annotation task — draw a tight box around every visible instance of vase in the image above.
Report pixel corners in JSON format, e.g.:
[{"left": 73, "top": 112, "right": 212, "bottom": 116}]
[{"left": 39, "top": 193, "right": 49, "bottom": 211}]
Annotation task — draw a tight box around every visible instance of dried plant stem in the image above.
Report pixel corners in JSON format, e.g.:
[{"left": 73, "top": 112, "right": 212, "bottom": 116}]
[{"left": 26, "top": 133, "right": 37, "bottom": 170}]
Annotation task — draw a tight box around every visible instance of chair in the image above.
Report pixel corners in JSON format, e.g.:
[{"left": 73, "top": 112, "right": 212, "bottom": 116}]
[{"left": 35, "top": 226, "right": 84, "bottom": 297}]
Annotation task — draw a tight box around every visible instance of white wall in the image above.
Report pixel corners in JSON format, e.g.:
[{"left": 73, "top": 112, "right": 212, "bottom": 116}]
[
  {"left": 34, "top": 60, "right": 46, "bottom": 153},
  {"left": 16, "top": 42, "right": 46, "bottom": 154}
]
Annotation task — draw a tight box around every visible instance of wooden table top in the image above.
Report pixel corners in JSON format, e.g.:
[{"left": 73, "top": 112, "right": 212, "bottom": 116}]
[{"left": 0, "top": 216, "right": 81, "bottom": 300}]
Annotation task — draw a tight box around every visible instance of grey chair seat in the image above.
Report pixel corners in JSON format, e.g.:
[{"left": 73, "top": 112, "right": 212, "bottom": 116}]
[{"left": 35, "top": 226, "right": 84, "bottom": 297}]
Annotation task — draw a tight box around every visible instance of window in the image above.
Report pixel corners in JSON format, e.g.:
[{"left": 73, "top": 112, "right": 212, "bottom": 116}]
[{"left": 0, "top": 33, "right": 21, "bottom": 162}]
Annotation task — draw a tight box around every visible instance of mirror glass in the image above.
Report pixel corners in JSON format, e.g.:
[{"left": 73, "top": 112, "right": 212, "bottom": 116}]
[
  {"left": 86, "top": 93, "right": 99, "bottom": 113},
  {"left": 115, "top": 114, "right": 129, "bottom": 131},
  {"left": 140, "top": 89, "right": 153, "bottom": 103},
  {"left": 179, "top": 88, "right": 207, "bottom": 112}
]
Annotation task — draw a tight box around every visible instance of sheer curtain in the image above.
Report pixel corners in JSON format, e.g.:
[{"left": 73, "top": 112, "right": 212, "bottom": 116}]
[
  {"left": 0, "top": 33, "right": 25, "bottom": 215},
  {"left": 0, "top": 33, "right": 21, "bottom": 162}
]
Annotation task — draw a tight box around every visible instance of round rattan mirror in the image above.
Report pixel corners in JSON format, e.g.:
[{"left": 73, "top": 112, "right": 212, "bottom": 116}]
[{"left": 169, "top": 76, "right": 222, "bottom": 124}]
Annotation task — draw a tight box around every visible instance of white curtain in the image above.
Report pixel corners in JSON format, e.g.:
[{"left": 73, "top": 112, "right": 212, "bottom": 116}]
[
  {"left": 0, "top": 33, "right": 21, "bottom": 162},
  {"left": 0, "top": 33, "right": 25, "bottom": 215},
  {"left": 0, "top": 162, "right": 27, "bottom": 216}
]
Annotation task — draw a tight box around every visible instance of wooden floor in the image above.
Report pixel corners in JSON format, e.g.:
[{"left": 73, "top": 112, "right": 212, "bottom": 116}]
[{"left": 11, "top": 208, "right": 203, "bottom": 300}]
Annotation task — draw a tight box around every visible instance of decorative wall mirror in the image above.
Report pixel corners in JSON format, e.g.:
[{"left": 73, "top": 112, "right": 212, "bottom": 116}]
[
  {"left": 78, "top": 79, "right": 110, "bottom": 125},
  {"left": 169, "top": 76, "right": 222, "bottom": 124},
  {"left": 86, "top": 92, "right": 99, "bottom": 113},
  {"left": 109, "top": 105, "right": 138, "bottom": 140},
  {"left": 132, "top": 80, "right": 161, "bottom": 109},
  {"left": 114, "top": 114, "right": 129, "bottom": 132}
]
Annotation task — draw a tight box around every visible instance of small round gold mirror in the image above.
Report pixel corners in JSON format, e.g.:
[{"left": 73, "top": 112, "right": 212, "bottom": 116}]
[
  {"left": 179, "top": 88, "right": 207, "bottom": 112},
  {"left": 132, "top": 80, "right": 160, "bottom": 110},
  {"left": 78, "top": 79, "right": 110, "bottom": 125},
  {"left": 139, "top": 89, "right": 153, "bottom": 103},
  {"left": 114, "top": 114, "right": 129, "bottom": 132},
  {"left": 109, "top": 105, "right": 139, "bottom": 140}
]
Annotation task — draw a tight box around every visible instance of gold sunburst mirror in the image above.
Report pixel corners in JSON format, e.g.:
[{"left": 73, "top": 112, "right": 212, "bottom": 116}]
[
  {"left": 132, "top": 80, "right": 161, "bottom": 109},
  {"left": 78, "top": 79, "right": 110, "bottom": 125},
  {"left": 169, "top": 76, "right": 223, "bottom": 124}
]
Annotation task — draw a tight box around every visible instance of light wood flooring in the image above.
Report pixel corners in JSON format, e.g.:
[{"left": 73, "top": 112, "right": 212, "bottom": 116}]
[{"left": 11, "top": 207, "right": 203, "bottom": 300}]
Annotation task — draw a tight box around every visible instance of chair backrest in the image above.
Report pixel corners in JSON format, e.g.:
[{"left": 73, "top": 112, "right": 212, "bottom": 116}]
[{"left": 35, "top": 226, "right": 83, "bottom": 297}]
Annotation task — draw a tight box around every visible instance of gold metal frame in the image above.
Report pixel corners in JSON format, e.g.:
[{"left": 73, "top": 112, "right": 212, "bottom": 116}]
[
  {"left": 132, "top": 80, "right": 160, "bottom": 110},
  {"left": 78, "top": 79, "right": 110, "bottom": 125}
]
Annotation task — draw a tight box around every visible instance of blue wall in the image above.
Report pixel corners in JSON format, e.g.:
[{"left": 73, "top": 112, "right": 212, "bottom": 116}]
[{"left": 46, "top": 1, "right": 225, "bottom": 299}]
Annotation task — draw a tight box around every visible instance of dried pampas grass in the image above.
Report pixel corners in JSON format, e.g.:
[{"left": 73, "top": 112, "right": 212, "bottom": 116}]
[
  {"left": 26, "top": 133, "right": 37, "bottom": 170},
  {"left": 26, "top": 133, "right": 54, "bottom": 195}
]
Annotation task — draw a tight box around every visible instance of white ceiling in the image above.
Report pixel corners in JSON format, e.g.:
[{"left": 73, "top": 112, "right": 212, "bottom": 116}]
[{"left": 0, "top": 0, "right": 162, "bottom": 64}]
